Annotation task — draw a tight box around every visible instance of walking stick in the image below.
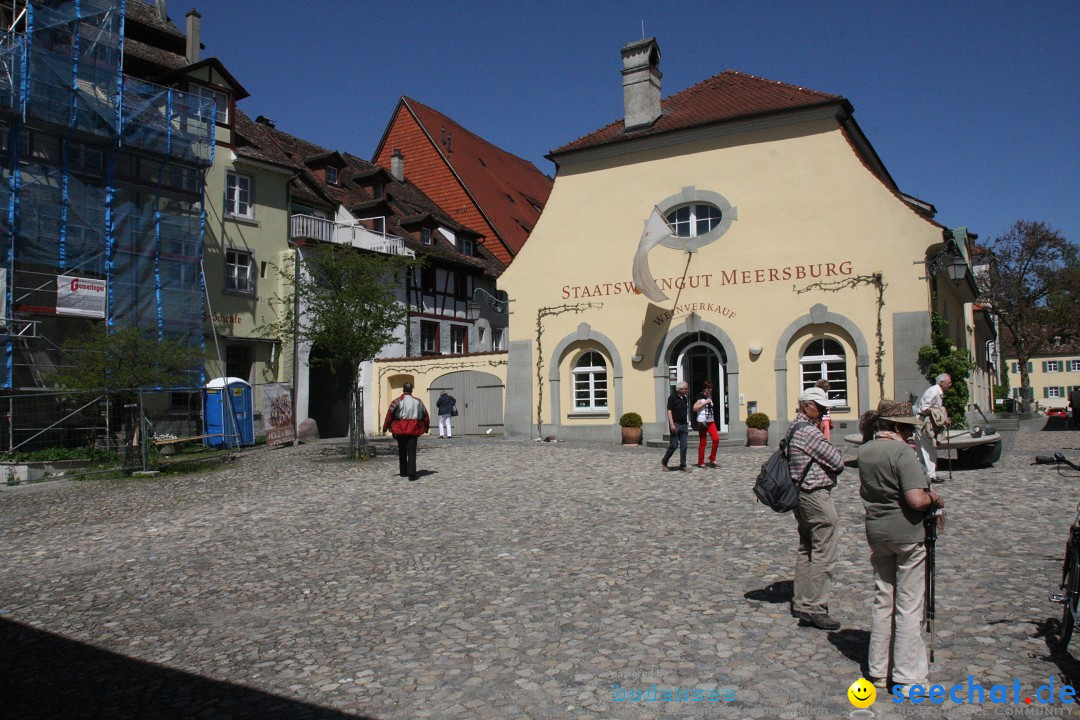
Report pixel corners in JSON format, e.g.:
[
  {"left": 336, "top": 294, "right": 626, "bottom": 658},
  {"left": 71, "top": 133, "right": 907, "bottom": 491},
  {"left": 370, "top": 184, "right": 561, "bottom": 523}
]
[
  {"left": 945, "top": 428, "right": 952, "bottom": 480},
  {"left": 924, "top": 508, "right": 940, "bottom": 666}
]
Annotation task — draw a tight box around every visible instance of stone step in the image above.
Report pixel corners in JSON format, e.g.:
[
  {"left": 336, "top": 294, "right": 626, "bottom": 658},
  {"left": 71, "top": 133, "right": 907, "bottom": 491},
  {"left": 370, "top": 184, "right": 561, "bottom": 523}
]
[
  {"left": 984, "top": 413, "right": 1021, "bottom": 431},
  {"left": 646, "top": 436, "right": 745, "bottom": 449}
]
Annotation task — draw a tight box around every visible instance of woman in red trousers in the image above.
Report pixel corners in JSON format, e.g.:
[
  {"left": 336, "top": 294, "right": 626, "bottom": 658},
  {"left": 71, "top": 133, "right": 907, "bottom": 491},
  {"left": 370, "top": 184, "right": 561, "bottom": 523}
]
[{"left": 693, "top": 381, "right": 719, "bottom": 468}]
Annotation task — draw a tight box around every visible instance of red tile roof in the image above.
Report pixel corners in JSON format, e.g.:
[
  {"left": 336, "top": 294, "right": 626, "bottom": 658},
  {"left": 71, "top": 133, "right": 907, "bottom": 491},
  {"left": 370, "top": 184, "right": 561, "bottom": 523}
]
[
  {"left": 374, "top": 98, "right": 553, "bottom": 266},
  {"left": 552, "top": 70, "right": 849, "bottom": 156}
]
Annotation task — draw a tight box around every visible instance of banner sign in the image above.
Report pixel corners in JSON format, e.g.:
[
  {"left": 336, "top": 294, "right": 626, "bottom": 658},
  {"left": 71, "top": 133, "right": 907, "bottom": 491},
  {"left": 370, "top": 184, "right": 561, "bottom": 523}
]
[
  {"left": 261, "top": 383, "right": 295, "bottom": 446},
  {"left": 56, "top": 275, "right": 107, "bottom": 318}
]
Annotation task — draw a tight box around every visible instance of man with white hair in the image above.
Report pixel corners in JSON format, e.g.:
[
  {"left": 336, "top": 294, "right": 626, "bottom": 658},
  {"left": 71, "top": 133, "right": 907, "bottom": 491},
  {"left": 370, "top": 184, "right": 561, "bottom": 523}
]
[
  {"left": 661, "top": 381, "right": 691, "bottom": 471},
  {"left": 788, "top": 386, "right": 846, "bottom": 630},
  {"left": 914, "top": 373, "right": 952, "bottom": 484}
]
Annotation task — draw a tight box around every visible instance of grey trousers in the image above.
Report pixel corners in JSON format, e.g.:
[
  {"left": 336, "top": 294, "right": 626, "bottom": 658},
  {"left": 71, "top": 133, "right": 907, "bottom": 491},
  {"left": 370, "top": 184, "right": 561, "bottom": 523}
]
[
  {"left": 662, "top": 423, "right": 689, "bottom": 468},
  {"left": 793, "top": 487, "right": 838, "bottom": 615}
]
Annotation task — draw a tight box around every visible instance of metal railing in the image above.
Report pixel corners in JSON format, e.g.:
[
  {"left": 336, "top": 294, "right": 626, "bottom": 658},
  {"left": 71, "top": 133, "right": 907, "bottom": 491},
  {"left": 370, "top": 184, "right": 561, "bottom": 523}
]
[{"left": 289, "top": 215, "right": 410, "bottom": 256}]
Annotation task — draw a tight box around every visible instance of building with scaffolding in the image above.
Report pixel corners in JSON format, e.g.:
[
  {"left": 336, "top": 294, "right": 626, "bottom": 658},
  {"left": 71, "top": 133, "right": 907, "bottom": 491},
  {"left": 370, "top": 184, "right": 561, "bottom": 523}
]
[{"left": 0, "top": 0, "right": 215, "bottom": 450}]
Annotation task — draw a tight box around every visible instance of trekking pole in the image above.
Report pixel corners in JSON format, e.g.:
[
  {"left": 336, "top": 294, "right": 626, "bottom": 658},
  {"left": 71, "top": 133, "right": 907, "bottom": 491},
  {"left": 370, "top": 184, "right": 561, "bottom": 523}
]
[
  {"left": 924, "top": 508, "right": 940, "bottom": 666},
  {"left": 945, "top": 428, "right": 952, "bottom": 480}
]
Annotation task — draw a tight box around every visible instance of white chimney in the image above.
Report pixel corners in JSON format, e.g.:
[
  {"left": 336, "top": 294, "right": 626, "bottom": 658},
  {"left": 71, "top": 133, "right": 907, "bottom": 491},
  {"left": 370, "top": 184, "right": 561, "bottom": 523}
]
[
  {"left": 390, "top": 149, "right": 405, "bottom": 182},
  {"left": 185, "top": 9, "right": 201, "bottom": 64},
  {"left": 155, "top": 0, "right": 168, "bottom": 23},
  {"left": 621, "top": 38, "right": 662, "bottom": 130}
]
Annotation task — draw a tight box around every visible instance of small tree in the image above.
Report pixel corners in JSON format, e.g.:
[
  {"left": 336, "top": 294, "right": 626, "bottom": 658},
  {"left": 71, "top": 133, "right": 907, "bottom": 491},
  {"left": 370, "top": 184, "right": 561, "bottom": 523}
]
[
  {"left": 49, "top": 324, "right": 205, "bottom": 465},
  {"left": 262, "top": 246, "right": 418, "bottom": 459},
  {"left": 917, "top": 312, "right": 975, "bottom": 428},
  {"left": 979, "top": 220, "right": 1078, "bottom": 410},
  {"left": 993, "top": 363, "right": 1010, "bottom": 408}
]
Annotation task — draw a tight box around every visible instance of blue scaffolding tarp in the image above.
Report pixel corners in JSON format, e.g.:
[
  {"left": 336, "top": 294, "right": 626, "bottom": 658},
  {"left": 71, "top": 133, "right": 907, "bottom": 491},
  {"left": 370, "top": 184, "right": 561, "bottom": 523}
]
[{"left": 0, "top": 0, "right": 215, "bottom": 389}]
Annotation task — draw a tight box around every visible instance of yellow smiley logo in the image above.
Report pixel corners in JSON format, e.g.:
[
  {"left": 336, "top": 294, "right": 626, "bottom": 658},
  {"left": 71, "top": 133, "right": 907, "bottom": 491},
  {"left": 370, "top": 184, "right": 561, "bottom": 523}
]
[{"left": 847, "top": 678, "right": 876, "bottom": 708}]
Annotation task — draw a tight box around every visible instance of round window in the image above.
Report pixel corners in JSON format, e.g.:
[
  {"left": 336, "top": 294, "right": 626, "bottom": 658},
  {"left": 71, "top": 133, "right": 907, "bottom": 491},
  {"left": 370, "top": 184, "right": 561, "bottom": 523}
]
[
  {"left": 654, "top": 188, "right": 737, "bottom": 251},
  {"left": 666, "top": 203, "right": 723, "bottom": 238}
]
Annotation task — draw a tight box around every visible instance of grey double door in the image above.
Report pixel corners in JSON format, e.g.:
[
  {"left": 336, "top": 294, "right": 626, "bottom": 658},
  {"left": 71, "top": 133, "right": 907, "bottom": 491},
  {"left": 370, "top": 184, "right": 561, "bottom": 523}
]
[{"left": 428, "top": 371, "right": 504, "bottom": 435}]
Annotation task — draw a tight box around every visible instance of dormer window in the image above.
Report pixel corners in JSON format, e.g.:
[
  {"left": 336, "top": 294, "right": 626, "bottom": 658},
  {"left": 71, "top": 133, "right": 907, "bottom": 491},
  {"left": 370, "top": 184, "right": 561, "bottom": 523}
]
[
  {"left": 189, "top": 83, "right": 230, "bottom": 125},
  {"left": 421, "top": 228, "right": 432, "bottom": 245},
  {"left": 372, "top": 181, "right": 384, "bottom": 199},
  {"left": 326, "top": 166, "right": 339, "bottom": 185},
  {"left": 459, "top": 237, "right": 475, "bottom": 256}
]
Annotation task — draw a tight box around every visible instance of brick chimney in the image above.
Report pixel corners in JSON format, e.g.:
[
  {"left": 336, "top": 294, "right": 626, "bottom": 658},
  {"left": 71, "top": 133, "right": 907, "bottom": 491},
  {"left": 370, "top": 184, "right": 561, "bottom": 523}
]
[
  {"left": 185, "top": 9, "right": 201, "bottom": 64},
  {"left": 390, "top": 149, "right": 405, "bottom": 182},
  {"left": 621, "top": 38, "right": 662, "bottom": 130}
]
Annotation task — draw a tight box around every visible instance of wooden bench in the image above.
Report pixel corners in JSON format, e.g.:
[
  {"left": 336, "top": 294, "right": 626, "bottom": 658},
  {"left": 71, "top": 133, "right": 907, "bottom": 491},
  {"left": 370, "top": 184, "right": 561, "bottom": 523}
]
[{"left": 152, "top": 434, "right": 223, "bottom": 452}]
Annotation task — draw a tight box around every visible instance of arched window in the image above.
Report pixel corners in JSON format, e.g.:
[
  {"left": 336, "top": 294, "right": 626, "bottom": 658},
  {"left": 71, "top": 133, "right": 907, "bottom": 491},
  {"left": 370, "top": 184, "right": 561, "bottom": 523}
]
[
  {"left": 666, "top": 203, "right": 723, "bottom": 238},
  {"left": 800, "top": 338, "right": 847, "bottom": 405},
  {"left": 573, "top": 351, "right": 608, "bottom": 411}
]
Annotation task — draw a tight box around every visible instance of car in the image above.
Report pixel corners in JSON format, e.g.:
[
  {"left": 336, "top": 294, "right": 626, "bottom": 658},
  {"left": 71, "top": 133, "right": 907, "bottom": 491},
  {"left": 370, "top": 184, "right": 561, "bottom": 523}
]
[{"left": 1047, "top": 407, "right": 1068, "bottom": 418}]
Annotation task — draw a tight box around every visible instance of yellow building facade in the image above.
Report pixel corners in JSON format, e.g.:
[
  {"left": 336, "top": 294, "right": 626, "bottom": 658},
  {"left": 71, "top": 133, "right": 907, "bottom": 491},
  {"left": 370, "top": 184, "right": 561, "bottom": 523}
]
[
  {"left": 1006, "top": 353, "right": 1080, "bottom": 410},
  {"left": 499, "top": 39, "right": 983, "bottom": 442}
]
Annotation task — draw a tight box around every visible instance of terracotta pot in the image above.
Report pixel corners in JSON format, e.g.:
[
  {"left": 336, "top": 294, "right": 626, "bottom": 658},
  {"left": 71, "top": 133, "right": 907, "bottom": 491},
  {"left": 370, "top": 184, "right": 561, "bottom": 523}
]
[
  {"left": 621, "top": 426, "right": 643, "bottom": 445},
  {"left": 746, "top": 427, "right": 768, "bottom": 446}
]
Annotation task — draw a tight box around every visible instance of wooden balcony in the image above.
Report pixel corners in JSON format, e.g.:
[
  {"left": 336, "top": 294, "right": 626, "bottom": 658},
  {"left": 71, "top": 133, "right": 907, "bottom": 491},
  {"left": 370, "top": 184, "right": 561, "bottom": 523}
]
[{"left": 290, "top": 215, "right": 410, "bottom": 256}]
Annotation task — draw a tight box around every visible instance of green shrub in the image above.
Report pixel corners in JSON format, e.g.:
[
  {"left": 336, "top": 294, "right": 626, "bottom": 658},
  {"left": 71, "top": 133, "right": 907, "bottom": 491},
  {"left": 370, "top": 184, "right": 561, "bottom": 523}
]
[
  {"left": 8, "top": 446, "right": 119, "bottom": 464},
  {"left": 746, "top": 412, "right": 770, "bottom": 430},
  {"left": 917, "top": 312, "right": 976, "bottom": 428},
  {"left": 619, "top": 412, "right": 643, "bottom": 428}
]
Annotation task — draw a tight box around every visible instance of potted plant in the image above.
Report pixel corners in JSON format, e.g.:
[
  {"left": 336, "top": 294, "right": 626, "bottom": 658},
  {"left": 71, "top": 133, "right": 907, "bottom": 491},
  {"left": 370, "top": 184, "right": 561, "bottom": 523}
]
[
  {"left": 746, "top": 412, "right": 770, "bottom": 446},
  {"left": 619, "top": 412, "right": 643, "bottom": 445}
]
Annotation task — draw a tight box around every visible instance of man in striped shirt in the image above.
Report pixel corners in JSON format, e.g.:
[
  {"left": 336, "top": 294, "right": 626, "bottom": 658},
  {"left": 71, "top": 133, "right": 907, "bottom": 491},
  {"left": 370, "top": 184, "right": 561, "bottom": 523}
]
[{"left": 789, "top": 386, "right": 846, "bottom": 631}]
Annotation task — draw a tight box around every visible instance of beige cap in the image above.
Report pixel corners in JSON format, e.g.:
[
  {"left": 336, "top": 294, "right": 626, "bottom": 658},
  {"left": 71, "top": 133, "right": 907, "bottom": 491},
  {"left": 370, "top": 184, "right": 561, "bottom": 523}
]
[{"left": 797, "top": 387, "right": 835, "bottom": 407}]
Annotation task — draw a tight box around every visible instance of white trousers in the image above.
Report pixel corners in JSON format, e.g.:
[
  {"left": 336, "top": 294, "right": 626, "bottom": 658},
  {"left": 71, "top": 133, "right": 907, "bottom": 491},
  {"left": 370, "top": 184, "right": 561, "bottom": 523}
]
[
  {"left": 869, "top": 542, "right": 929, "bottom": 685},
  {"left": 438, "top": 414, "right": 452, "bottom": 437},
  {"left": 914, "top": 428, "right": 937, "bottom": 480}
]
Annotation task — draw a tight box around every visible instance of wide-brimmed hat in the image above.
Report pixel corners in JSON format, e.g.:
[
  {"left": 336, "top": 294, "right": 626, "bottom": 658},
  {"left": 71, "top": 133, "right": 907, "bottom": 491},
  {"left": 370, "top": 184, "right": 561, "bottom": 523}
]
[
  {"left": 876, "top": 399, "right": 922, "bottom": 426},
  {"left": 797, "top": 387, "right": 835, "bottom": 407}
]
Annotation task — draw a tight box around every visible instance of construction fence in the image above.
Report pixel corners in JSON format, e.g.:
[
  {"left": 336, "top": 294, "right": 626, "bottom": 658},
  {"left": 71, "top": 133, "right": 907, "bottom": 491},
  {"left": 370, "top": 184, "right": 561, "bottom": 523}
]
[{"left": 0, "top": 382, "right": 295, "bottom": 465}]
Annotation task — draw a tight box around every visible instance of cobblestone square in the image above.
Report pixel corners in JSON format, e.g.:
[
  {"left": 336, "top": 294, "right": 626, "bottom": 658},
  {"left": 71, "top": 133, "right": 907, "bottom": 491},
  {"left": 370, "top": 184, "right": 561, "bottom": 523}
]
[{"left": 2, "top": 424, "right": 1080, "bottom": 719}]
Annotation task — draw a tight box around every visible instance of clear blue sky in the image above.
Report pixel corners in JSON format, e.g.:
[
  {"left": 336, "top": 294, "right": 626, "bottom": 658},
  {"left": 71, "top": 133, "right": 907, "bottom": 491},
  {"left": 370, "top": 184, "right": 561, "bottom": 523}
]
[{"left": 193, "top": 0, "right": 1079, "bottom": 244}]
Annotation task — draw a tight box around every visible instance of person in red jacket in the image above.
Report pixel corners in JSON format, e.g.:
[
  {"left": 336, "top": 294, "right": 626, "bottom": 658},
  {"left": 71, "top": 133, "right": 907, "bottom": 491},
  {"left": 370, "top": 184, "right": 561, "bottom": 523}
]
[{"left": 382, "top": 382, "right": 430, "bottom": 481}]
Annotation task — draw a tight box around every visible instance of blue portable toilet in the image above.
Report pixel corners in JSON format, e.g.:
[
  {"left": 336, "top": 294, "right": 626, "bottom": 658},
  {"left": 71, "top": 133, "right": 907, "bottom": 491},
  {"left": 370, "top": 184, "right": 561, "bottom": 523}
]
[{"left": 204, "top": 377, "right": 254, "bottom": 447}]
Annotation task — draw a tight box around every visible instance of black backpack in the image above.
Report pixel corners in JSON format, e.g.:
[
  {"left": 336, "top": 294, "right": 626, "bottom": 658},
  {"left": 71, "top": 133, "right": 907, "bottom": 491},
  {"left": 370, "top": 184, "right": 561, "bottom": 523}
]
[{"left": 753, "top": 421, "right": 811, "bottom": 513}]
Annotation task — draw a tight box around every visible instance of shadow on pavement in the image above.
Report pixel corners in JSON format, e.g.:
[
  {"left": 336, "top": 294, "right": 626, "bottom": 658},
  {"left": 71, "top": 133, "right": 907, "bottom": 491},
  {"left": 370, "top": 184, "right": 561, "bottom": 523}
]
[
  {"left": 1043, "top": 417, "right": 1076, "bottom": 432},
  {"left": 0, "top": 617, "right": 378, "bottom": 720},
  {"left": 1028, "top": 616, "right": 1080, "bottom": 687},
  {"left": 827, "top": 628, "right": 870, "bottom": 678},
  {"left": 744, "top": 580, "right": 793, "bottom": 605}
]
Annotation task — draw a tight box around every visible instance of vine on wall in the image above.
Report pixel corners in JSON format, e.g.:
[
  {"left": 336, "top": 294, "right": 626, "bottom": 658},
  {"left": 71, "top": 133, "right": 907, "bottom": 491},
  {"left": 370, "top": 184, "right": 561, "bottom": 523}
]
[
  {"left": 794, "top": 272, "right": 887, "bottom": 399},
  {"left": 535, "top": 302, "right": 603, "bottom": 438},
  {"left": 376, "top": 358, "right": 509, "bottom": 422}
]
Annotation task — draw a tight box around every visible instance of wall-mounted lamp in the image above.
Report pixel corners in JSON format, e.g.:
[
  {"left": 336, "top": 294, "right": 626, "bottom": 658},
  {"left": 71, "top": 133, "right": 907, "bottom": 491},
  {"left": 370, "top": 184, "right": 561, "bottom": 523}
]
[
  {"left": 467, "top": 287, "right": 509, "bottom": 321},
  {"left": 748, "top": 345, "right": 763, "bottom": 356},
  {"left": 632, "top": 354, "right": 644, "bottom": 363},
  {"left": 917, "top": 230, "right": 969, "bottom": 287},
  {"left": 946, "top": 252, "right": 968, "bottom": 286}
]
